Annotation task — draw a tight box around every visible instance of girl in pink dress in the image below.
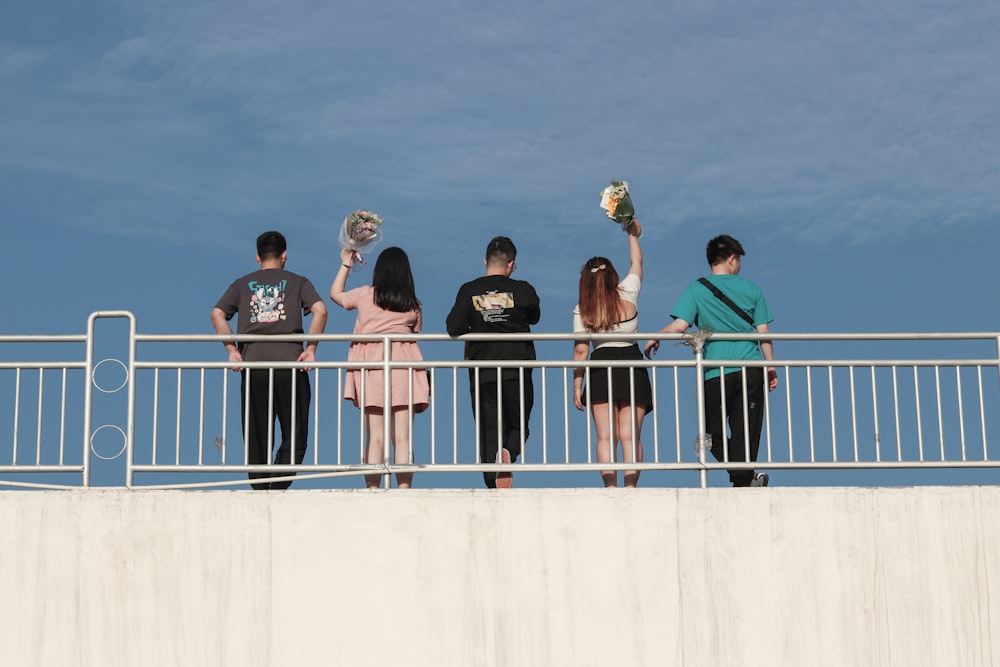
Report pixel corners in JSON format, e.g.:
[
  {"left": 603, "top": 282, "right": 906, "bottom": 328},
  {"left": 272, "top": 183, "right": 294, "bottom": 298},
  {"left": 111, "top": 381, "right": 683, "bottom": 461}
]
[{"left": 331, "top": 246, "right": 429, "bottom": 489}]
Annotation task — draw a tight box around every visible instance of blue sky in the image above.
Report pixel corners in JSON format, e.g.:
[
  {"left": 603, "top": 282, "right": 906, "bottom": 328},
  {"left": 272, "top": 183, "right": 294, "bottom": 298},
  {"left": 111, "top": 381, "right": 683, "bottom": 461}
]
[
  {"left": 5, "top": 0, "right": 1000, "bottom": 335},
  {"left": 4, "top": 1, "right": 1000, "bottom": 487}
]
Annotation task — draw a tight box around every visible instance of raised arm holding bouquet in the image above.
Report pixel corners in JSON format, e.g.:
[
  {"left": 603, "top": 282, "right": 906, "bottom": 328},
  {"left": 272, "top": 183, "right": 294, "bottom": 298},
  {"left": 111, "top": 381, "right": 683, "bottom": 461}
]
[
  {"left": 339, "top": 209, "right": 384, "bottom": 269},
  {"left": 572, "top": 213, "right": 651, "bottom": 487}
]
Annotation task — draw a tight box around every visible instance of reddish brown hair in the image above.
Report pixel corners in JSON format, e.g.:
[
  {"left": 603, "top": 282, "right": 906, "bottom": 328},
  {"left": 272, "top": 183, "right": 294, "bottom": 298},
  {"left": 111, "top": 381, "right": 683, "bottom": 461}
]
[{"left": 577, "top": 256, "right": 625, "bottom": 332}]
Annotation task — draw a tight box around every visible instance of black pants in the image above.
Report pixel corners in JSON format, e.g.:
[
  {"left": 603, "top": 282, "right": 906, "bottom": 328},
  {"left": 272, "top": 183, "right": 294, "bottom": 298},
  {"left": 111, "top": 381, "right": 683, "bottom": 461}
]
[
  {"left": 241, "top": 368, "right": 311, "bottom": 490},
  {"left": 471, "top": 370, "right": 533, "bottom": 488},
  {"left": 703, "top": 368, "right": 765, "bottom": 487}
]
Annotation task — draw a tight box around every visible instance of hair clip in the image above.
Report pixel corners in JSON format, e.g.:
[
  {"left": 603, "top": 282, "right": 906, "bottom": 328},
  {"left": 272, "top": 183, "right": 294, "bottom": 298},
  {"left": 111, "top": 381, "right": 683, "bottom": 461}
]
[{"left": 590, "top": 264, "right": 607, "bottom": 273}]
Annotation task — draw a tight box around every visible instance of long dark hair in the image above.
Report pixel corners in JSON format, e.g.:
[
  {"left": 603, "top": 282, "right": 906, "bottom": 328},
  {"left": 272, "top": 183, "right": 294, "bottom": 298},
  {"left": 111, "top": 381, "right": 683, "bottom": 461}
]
[
  {"left": 577, "top": 256, "right": 624, "bottom": 332},
  {"left": 372, "top": 246, "right": 421, "bottom": 313}
]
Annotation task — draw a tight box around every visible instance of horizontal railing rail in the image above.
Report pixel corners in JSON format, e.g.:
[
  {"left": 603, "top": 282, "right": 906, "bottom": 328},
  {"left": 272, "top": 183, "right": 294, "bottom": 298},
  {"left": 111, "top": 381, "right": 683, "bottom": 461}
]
[{"left": 2, "top": 313, "right": 998, "bottom": 489}]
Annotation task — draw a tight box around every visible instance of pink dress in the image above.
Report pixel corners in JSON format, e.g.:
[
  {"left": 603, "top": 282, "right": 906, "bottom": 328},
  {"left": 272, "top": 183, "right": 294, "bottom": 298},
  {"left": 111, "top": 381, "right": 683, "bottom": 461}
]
[{"left": 341, "top": 286, "right": 429, "bottom": 412}]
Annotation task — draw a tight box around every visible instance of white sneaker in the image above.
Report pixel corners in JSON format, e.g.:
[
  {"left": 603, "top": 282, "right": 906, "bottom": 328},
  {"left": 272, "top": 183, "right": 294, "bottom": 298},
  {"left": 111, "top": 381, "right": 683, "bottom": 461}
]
[{"left": 750, "top": 472, "right": 769, "bottom": 487}]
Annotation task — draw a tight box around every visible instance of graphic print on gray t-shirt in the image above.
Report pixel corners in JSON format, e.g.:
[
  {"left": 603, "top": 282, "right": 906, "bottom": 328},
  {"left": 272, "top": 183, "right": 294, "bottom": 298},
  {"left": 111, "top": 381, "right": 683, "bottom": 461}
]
[{"left": 249, "top": 279, "right": 288, "bottom": 323}]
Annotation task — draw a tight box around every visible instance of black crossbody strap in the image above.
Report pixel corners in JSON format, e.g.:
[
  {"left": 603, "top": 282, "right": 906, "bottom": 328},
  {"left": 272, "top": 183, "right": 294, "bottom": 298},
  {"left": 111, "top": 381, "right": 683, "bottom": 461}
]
[{"left": 697, "top": 277, "right": 755, "bottom": 328}]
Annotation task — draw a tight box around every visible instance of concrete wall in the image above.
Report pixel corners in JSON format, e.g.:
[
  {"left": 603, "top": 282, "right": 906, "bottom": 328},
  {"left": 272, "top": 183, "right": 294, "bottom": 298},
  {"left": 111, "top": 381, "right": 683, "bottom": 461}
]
[{"left": 2, "top": 487, "right": 998, "bottom": 666}]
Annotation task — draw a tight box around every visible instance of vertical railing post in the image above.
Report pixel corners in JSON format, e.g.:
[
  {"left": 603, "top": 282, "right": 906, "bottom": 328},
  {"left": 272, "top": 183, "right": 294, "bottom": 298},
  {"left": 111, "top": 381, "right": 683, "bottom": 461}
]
[
  {"left": 83, "top": 316, "right": 96, "bottom": 488},
  {"left": 995, "top": 336, "right": 1000, "bottom": 389},
  {"left": 382, "top": 335, "right": 392, "bottom": 489},
  {"left": 124, "top": 313, "right": 137, "bottom": 488},
  {"left": 690, "top": 332, "right": 709, "bottom": 489},
  {"left": 83, "top": 311, "right": 137, "bottom": 489}
]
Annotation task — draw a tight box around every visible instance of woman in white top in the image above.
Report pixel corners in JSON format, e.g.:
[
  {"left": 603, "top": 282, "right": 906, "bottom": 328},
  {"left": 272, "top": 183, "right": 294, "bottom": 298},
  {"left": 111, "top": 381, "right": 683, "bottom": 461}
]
[{"left": 572, "top": 220, "right": 652, "bottom": 487}]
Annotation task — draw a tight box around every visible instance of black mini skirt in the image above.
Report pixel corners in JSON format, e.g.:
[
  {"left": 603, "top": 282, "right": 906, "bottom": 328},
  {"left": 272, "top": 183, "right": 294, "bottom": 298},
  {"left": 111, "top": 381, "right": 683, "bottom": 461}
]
[{"left": 584, "top": 344, "right": 653, "bottom": 413}]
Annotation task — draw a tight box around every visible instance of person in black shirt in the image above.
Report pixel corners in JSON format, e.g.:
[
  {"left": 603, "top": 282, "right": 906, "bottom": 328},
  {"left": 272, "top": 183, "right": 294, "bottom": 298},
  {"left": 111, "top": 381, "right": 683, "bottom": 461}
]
[{"left": 446, "top": 236, "right": 541, "bottom": 488}]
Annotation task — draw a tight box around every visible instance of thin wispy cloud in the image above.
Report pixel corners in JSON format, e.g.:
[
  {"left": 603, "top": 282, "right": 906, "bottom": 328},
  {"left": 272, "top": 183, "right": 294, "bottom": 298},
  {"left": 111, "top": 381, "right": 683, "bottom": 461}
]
[{"left": 3, "top": 0, "right": 1000, "bottom": 336}]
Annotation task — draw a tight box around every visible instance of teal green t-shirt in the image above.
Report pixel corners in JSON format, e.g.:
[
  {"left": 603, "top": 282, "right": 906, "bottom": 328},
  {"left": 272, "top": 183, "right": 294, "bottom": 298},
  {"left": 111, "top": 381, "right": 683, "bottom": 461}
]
[{"left": 669, "top": 275, "right": 773, "bottom": 380}]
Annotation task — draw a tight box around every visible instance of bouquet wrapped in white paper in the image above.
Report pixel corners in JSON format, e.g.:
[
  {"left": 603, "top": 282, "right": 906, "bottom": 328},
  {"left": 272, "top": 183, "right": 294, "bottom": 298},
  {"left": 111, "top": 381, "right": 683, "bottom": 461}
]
[
  {"left": 339, "top": 209, "right": 384, "bottom": 268},
  {"left": 599, "top": 180, "right": 636, "bottom": 230}
]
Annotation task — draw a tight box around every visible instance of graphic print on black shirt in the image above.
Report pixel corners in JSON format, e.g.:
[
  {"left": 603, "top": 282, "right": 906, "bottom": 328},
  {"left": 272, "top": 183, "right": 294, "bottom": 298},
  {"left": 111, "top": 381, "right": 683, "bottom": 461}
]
[
  {"left": 473, "top": 291, "right": 515, "bottom": 324},
  {"left": 248, "top": 279, "right": 287, "bottom": 324}
]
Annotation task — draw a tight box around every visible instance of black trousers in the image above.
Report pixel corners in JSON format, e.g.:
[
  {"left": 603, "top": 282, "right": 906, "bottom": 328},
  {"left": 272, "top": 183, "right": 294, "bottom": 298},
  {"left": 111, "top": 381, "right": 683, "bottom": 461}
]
[
  {"left": 703, "top": 367, "right": 765, "bottom": 487},
  {"left": 241, "top": 368, "right": 311, "bottom": 490},
  {"left": 470, "top": 370, "right": 533, "bottom": 488}
]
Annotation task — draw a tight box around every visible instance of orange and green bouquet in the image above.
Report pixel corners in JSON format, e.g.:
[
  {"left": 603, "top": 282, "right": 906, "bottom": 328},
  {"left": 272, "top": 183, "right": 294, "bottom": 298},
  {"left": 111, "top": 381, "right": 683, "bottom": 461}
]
[
  {"left": 338, "top": 209, "right": 384, "bottom": 267},
  {"left": 598, "top": 180, "right": 636, "bottom": 230}
]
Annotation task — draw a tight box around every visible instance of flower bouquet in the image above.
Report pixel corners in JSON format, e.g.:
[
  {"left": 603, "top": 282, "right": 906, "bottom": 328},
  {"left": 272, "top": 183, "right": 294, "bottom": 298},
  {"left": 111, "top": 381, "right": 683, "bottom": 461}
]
[
  {"left": 339, "top": 209, "right": 384, "bottom": 267},
  {"left": 599, "top": 180, "right": 636, "bottom": 230}
]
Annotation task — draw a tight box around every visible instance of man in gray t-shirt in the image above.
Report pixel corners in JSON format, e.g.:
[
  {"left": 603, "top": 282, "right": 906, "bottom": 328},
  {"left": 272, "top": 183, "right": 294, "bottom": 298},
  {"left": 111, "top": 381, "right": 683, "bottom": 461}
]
[{"left": 211, "top": 231, "right": 328, "bottom": 490}]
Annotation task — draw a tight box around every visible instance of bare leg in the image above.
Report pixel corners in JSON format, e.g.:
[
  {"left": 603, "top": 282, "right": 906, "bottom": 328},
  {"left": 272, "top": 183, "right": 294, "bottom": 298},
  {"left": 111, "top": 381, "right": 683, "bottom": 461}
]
[
  {"left": 391, "top": 406, "right": 413, "bottom": 489},
  {"left": 615, "top": 403, "right": 646, "bottom": 488},
  {"left": 364, "top": 408, "right": 386, "bottom": 489},
  {"left": 590, "top": 402, "right": 617, "bottom": 487}
]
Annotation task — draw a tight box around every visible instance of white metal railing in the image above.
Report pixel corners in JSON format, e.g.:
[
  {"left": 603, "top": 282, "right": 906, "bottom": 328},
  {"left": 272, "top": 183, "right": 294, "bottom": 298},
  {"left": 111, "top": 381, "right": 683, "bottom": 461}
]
[{"left": 2, "top": 312, "right": 999, "bottom": 489}]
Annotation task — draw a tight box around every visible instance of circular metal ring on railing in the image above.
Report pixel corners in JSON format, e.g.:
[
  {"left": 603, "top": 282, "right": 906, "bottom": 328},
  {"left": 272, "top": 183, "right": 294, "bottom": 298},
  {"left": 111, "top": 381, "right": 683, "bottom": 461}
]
[
  {"left": 91, "top": 358, "right": 129, "bottom": 394},
  {"left": 90, "top": 424, "right": 128, "bottom": 460}
]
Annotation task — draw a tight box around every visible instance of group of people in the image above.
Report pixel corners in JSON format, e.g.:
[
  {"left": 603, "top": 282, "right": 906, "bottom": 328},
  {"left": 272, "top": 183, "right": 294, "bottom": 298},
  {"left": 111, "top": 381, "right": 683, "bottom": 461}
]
[{"left": 210, "top": 223, "right": 778, "bottom": 491}]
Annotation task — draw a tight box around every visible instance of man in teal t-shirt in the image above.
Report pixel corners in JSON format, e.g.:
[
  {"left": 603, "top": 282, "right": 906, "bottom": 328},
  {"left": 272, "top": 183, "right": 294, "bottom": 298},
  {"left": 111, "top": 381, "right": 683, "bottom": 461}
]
[{"left": 645, "top": 235, "right": 779, "bottom": 487}]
